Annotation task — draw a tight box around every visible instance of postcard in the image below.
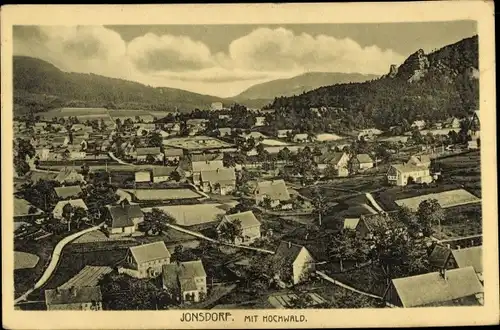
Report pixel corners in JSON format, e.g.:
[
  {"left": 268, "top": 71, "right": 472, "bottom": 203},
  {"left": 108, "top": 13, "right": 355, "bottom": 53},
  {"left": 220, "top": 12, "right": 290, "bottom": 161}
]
[{"left": 1, "top": 2, "right": 498, "bottom": 329}]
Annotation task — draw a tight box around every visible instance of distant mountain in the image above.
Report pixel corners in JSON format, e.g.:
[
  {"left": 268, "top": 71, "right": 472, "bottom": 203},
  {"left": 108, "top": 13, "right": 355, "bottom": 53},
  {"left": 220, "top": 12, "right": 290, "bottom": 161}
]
[
  {"left": 265, "top": 35, "right": 479, "bottom": 130},
  {"left": 13, "top": 56, "right": 227, "bottom": 114},
  {"left": 234, "top": 72, "right": 379, "bottom": 100}
]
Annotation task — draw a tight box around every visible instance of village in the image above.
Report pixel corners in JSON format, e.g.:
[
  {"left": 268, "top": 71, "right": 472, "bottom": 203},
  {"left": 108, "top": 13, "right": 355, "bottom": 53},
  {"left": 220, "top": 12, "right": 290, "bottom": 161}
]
[{"left": 13, "top": 102, "right": 483, "bottom": 310}]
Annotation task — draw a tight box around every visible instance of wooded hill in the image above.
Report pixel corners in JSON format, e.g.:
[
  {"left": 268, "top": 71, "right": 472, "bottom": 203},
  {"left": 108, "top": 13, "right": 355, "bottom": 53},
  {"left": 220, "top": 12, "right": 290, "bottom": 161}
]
[
  {"left": 264, "top": 35, "right": 479, "bottom": 131},
  {"left": 13, "top": 56, "right": 227, "bottom": 114}
]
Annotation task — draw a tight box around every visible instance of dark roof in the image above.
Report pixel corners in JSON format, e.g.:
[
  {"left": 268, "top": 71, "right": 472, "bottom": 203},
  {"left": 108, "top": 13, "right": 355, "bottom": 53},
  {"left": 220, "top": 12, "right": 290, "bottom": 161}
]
[
  {"left": 162, "top": 260, "right": 206, "bottom": 292},
  {"left": 45, "top": 286, "right": 102, "bottom": 306},
  {"left": 190, "top": 153, "right": 223, "bottom": 162},
  {"left": 152, "top": 166, "right": 177, "bottom": 177},
  {"left": 429, "top": 245, "right": 452, "bottom": 269},
  {"left": 316, "top": 152, "right": 346, "bottom": 165},
  {"left": 273, "top": 241, "right": 306, "bottom": 267},
  {"left": 107, "top": 203, "right": 144, "bottom": 228}
]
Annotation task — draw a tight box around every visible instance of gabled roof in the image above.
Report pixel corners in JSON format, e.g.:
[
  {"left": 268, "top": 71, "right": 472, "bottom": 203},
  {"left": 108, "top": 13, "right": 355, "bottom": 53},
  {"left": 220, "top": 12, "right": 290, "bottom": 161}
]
[
  {"left": 317, "top": 152, "right": 347, "bottom": 165},
  {"left": 190, "top": 153, "right": 223, "bottom": 162},
  {"left": 200, "top": 168, "right": 236, "bottom": 184},
  {"left": 356, "top": 153, "right": 373, "bottom": 164},
  {"left": 343, "top": 218, "right": 360, "bottom": 230},
  {"left": 107, "top": 203, "right": 144, "bottom": 228},
  {"left": 221, "top": 211, "right": 261, "bottom": 229},
  {"left": 54, "top": 185, "right": 83, "bottom": 199},
  {"left": 129, "top": 241, "right": 170, "bottom": 265},
  {"left": 192, "top": 160, "right": 224, "bottom": 172},
  {"left": 59, "top": 266, "right": 113, "bottom": 289},
  {"left": 136, "top": 147, "right": 161, "bottom": 156},
  {"left": 451, "top": 246, "right": 482, "bottom": 273},
  {"left": 55, "top": 167, "right": 83, "bottom": 183},
  {"left": 273, "top": 241, "right": 310, "bottom": 266},
  {"left": 162, "top": 260, "right": 206, "bottom": 292},
  {"left": 255, "top": 179, "right": 290, "bottom": 201},
  {"left": 429, "top": 245, "right": 452, "bottom": 269},
  {"left": 45, "top": 286, "right": 102, "bottom": 306},
  {"left": 390, "top": 163, "right": 426, "bottom": 174},
  {"left": 14, "top": 198, "right": 43, "bottom": 217},
  {"left": 407, "top": 155, "right": 431, "bottom": 166},
  {"left": 391, "top": 266, "right": 483, "bottom": 307}
]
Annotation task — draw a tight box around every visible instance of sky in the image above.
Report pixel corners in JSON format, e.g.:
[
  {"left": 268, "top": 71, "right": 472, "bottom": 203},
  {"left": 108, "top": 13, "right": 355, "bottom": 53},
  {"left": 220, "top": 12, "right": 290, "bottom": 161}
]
[{"left": 13, "top": 21, "right": 476, "bottom": 98}]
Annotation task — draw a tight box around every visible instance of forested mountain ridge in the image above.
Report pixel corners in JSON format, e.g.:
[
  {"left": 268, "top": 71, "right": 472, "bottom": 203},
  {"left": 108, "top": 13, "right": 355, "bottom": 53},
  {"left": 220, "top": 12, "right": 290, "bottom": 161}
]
[
  {"left": 13, "top": 56, "right": 227, "bottom": 114},
  {"left": 233, "top": 72, "right": 379, "bottom": 100},
  {"left": 265, "top": 35, "right": 479, "bottom": 131}
]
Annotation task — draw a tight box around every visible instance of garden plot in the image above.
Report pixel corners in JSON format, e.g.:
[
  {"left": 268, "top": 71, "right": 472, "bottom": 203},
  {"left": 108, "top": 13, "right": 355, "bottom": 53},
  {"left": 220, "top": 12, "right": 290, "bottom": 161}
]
[
  {"left": 124, "top": 188, "right": 203, "bottom": 201},
  {"left": 395, "top": 189, "right": 481, "bottom": 211},
  {"left": 268, "top": 292, "right": 327, "bottom": 309},
  {"left": 14, "top": 251, "right": 40, "bottom": 270},
  {"left": 59, "top": 265, "right": 113, "bottom": 289}
]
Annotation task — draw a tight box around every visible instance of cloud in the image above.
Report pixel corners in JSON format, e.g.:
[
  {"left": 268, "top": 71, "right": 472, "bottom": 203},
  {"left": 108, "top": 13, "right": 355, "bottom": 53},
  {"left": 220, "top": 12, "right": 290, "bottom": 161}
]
[
  {"left": 127, "top": 33, "right": 215, "bottom": 72},
  {"left": 226, "top": 27, "right": 405, "bottom": 74},
  {"left": 13, "top": 25, "right": 404, "bottom": 97}
]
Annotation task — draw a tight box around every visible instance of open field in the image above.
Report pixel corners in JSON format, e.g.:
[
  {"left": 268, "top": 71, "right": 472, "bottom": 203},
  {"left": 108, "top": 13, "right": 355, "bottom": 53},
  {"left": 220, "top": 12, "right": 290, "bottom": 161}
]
[
  {"left": 432, "top": 203, "right": 482, "bottom": 240},
  {"left": 439, "top": 151, "right": 481, "bottom": 197},
  {"left": 299, "top": 175, "right": 386, "bottom": 201},
  {"left": 374, "top": 183, "right": 463, "bottom": 212},
  {"left": 14, "top": 251, "right": 40, "bottom": 270},
  {"left": 395, "top": 189, "right": 481, "bottom": 211}
]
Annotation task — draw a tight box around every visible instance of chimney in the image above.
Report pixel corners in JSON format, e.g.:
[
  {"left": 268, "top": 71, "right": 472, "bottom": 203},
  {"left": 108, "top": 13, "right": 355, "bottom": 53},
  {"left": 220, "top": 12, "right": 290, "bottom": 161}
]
[{"left": 439, "top": 268, "right": 448, "bottom": 280}]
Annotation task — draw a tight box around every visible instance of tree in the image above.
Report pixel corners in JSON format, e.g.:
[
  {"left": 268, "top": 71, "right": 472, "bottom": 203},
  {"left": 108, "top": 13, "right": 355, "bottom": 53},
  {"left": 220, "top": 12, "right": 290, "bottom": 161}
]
[
  {"left": 218, "top": 219, "right": 243, "bottom": 243},
  {"left": 328, "top": 230, "right": 367, "bottom": 271},
  {"left": 416, "top": 199, "right": 445, "bottom": 236},
  {"left": 62, "top": 203, "right": 74, "bottom": 231},
  {"left": 72, "top": 206, "right": 88, "bottom": 229},
  {"left": 146, "top": 154, "right": 156, "bottom": 164},
  {"left": 223, "top": 153, "right": 236, "bottom": 168},
  {"left": 261, "top": 196, "right": 273, "bottom": 209},
  {"left": 147, "top": 132, "right": 163, "bottom": 147},
  {"left": 140, "top": 208, "right": 176, "bottom": 236},
  {"left": 170, "top": 170, "right": 181, "bottom": 182},
  {"left": 311, "top": 188, "right": 327, "bottom": 226},
  {"left": 277, "top": 147, "right": 291, "bottom": 164},
  {"left": 395, "top": 206, "right": 421, "bottom": 237}
]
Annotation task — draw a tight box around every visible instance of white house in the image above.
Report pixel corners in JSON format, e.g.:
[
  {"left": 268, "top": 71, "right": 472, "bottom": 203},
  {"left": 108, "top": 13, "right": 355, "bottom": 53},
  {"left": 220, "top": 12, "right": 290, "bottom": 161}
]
[
  {"left": 272, "top": 241, "right": 315, "bottom": 285},
  {"left": 217, "top": 211, "right": 261, "bottom": 245},
  {"left": 121, "top": 241, "right": 171, "bottom": 279},
  {"left": 387, "top": 164, "right": 433, "bottom": 186},
  {"left": 105, "top": 201, "right": 144, "bottom": 237},
  {"left": 254, "top": 179, "right": 292, "bottom": 209},
  {"left": 411, "top": 120, "right": 427, "bottom": 130},
  {"left": 163, "top": 260, "right": 207, "bottom": 303}
]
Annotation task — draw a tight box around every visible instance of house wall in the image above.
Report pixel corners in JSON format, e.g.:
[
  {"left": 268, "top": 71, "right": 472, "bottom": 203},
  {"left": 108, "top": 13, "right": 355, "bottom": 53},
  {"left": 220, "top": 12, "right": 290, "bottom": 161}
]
[
  {"left": 386, "top": 284, "right": 404, "bottom": 307},
  {"left": 47, "top": 302, "right": 102, "bottom": 311},
  {"left": 292, "top": 248, "right": 315, "bottom": 285},
  {"left": 359, "top": 162, "right": 374, "bottom": 170},
  {"left": 135, "top": 172, "right": 151, "bottom": 183},
  {"left": 241, "top": 225, "right": 261, "bottom": 243},
  {"left": 195, "top": 276, "right": 207, "bottom": 294}
]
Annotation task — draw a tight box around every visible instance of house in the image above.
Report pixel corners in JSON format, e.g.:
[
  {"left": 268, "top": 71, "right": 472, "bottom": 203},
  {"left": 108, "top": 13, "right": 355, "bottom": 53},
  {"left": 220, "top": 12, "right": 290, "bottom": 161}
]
[
  {"left": 429, "top": 245, "right": 483, "bottom": 281},
  {"left": 350, "top": 154, "right": 374, "bottom": 172},
  {"left": 136, "top": 147, "right": 163, "bottom": 162},
  {"left": 241, "top": 131, "right": 268, "bottom": 141},
  {"left": 135, "top": 170, "right": 151, "bottom": 183},
  {"left": 199, "top": 168, "right": 236, "bottom": 195},
  {"left": 254, "top": 179, "right": 292, "bottom": 209},
  {"left": 210, "top": 102, "right": 223, "bottom": 111},
  {"left": 443, "top": 117, "right": 461, "bottom": 129},
  {"left": 71, "top": 124, "right": 92, "bottom": 132},
  {"left": 152, "top": 166, "right": 176, "bottom": 183},
  {"left": 52, "top": 199, "right": 88, "bottom": 220},
  {"left": 353, "top": 213, "right": 394, "bottom": 238},
  {"left": 45, "top": 286, "right": 102, "bottom": 311},
  {"left": 191, "top": 160, "right": 224, "bottom": 181},
  {"left": 165, "top": 122, "right": 181, "bottom": 134},
  {"left": 136, "top": 125, "right": 156, "bottom": 137},
  {"left": 215, "top": 127, "right": 232, "bottom": 137},
  {"left": 35, "top": 148, "right": 51, "bottom": 161},
  {"left": 406, "top": 155, "right": 431, "bottom": 168},
  {"left": 105, "top": 200, "right": 144, "bottom": 237},
  {"left": 120, "top": 241, "right": 171, "bottom": 278},
  {"left": 272, "top": 241, "right": 315, "bottom": 285},
  {"left": 255, "top": 116, "right": 266, "bottom": 127},
  {"left": 387, "top": 164, "right": 433, "bottom": 186},
  {"left": 55, "top": 167, "right": 85, "bottom": 184},
  {"left": 293, "top": 133, "right": 309, "bottom": 143},
  {"left": 14, "top": 197, "right": 43, "bottom": 219},
  {"left": 162, "top": 260, "right": 207, "bottom": 303},
  {"left": 410, "top": 120, "right": 426, "bottom": 130},
  {"left": 217, "top": 211, "right": 261, "bottom": 245},
  {"left": 64, "top": 146, "right": 86, "bottom": 160},
  {"left": 186, "top": 119, "right": 209, "bottom": 130},
  {"left": 218, "top": 114, "right": 230, "bottom": 120},
  {"left": 54, "top": 185, "right": 83, "bottom": 200},
  {"left": 385, "top": 267, "right": 484, "bottom": 307},
  {"left": 316, "top": 152, "right": 350, "bottom": 176},
  {"left": 163, "top": 148, "right": 184, "bottom": 162},
  {"left": 277, "top": 129, "right": 293, "bottom": 139},
  {"left": 52, "top": 136, "right": 70, "bottom": 148},
  {"left": 358, "top": 128, "right": 383, "bottom": 140}
]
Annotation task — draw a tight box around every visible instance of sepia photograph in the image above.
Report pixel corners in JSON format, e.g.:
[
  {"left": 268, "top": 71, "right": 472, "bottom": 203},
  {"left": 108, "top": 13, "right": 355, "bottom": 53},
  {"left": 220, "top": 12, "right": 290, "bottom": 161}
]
[{"left": 2, "top": 2, "right": 498, "bottom": 329}]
